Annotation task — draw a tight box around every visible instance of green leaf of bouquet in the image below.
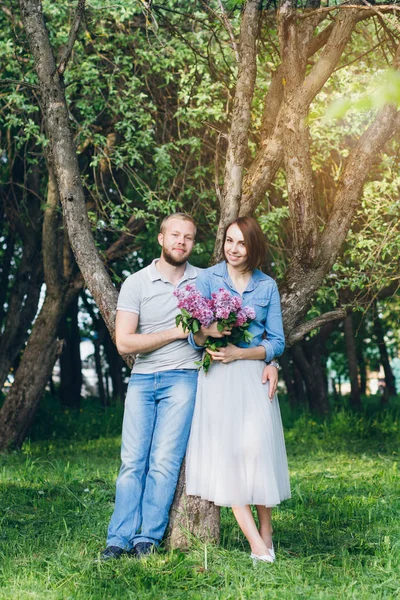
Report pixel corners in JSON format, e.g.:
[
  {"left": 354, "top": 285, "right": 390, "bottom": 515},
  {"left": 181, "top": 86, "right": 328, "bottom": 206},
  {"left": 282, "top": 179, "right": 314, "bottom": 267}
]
[{"left": 192, "top": 319, "right": 200, "bottom": 333}]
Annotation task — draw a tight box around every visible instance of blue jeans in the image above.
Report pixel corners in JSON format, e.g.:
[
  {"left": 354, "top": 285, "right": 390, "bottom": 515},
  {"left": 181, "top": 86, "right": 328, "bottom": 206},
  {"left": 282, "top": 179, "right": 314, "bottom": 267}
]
[{"left": 106, "top": 369, "right": 198, "bottom": 550}]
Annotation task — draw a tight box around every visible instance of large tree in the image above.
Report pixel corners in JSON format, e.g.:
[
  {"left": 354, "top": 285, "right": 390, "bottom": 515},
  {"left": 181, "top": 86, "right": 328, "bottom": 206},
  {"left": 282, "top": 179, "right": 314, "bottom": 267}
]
[{"left": 1, "top": 0, "right": 400, "bottom": 543}]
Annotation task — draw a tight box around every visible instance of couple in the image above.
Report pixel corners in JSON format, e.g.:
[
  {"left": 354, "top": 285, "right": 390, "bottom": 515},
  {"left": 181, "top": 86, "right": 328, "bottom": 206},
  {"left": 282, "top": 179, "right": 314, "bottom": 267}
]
[{"left": 101, "top": 213, "right": 290, "bottom": 564}]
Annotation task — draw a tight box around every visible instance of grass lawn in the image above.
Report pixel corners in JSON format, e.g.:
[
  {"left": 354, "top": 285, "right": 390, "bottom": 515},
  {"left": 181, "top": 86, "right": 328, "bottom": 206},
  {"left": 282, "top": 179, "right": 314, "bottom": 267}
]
[{"left": 0, "top": 398, "right": 399, "bottom": 599}]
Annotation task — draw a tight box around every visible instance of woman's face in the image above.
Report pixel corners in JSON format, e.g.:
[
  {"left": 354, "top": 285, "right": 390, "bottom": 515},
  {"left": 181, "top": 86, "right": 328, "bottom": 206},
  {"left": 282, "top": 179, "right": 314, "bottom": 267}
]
[{"left": 224, "top": 224, "right": 248, "bottom": 270}]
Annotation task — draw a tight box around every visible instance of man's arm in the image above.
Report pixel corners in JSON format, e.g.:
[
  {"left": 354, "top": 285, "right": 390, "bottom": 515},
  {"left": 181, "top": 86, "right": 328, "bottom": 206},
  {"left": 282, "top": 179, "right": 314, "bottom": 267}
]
[
  {"left": 262, "top": 364, "right": 278, "bottom": 400},
  {"left": 116, "top": 311, "right": 188, "bottom": 356}
]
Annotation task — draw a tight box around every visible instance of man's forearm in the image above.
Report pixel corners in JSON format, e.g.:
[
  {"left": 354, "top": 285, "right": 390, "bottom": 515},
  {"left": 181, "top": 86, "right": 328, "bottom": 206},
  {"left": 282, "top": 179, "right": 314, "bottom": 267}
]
[{"left": 117, "top": 328, "right": 185, "bottom": 355}]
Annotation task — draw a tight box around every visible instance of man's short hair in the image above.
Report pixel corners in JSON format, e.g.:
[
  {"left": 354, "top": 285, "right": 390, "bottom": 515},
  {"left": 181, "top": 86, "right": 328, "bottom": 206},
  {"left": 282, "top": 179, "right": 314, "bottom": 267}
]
[{"left": 159, "top": 213, "right": 197, "bottom": 235}]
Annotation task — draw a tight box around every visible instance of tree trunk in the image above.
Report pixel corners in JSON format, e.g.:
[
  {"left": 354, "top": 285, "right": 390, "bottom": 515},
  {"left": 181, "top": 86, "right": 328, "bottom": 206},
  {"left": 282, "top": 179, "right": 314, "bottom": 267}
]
[
  {"left": 0, "top": 231, "right": 15, "bottom": 330},
  {"left": 212, "top": 0, "right": 262, "bottom": 262},
  {"left": 343, "top": 314, "right": 362, "bottom": 410},
  {"left": 0, "top": 293, "right": 65, "bottom": 450},
  {"left": 280, "top": 351, "right": 298, "bottom": 407},
  {"left": 292, "top": 357, "right": 308, "bottom": 407},
  {"left": 93, "top": 333, "right": 107, "bottom": 407},
  {"left": 103, "top": 327, "right": 126, "bottom": 402},
  {"left": 59, "top": 297, "right": 82, "bottom": 408},
  {"left": 292, "top": 342, "right": 329, "bottom": 415},
  {"left": 167, "top": 461, "right": 220, "bottom": 549},
  {"left": 356, "top": 341, "right": 367, "bottom": 396},
  {"left": 373, "top": 311, "right": 397, "bottom": 402},
  {"left": 19, "top": 0, "right": 118, "bottom": 341}
]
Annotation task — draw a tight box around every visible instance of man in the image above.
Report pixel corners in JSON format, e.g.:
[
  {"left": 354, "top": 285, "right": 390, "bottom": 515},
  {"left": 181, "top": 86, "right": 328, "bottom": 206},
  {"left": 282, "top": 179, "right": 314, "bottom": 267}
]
[{"left": 102, "top": 213, "right": 279, "bottom": 560}]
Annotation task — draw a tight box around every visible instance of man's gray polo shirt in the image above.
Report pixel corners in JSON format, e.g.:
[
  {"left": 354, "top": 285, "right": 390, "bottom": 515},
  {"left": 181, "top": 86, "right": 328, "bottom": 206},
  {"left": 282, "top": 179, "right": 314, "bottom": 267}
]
[{"left": 117, "top": 259, "right": 201, "bottom": 374}]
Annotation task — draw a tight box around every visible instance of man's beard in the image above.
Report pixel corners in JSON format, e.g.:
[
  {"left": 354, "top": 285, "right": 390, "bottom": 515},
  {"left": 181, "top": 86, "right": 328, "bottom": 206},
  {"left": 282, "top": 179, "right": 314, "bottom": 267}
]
[{"left": 162, "top": 247, "right": 188, "bottom": 267}]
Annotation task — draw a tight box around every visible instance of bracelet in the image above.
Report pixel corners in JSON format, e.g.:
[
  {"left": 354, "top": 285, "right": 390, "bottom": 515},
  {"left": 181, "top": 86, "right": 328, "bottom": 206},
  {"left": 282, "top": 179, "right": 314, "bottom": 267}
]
[{"left": 267, "top": 360, "right": 280, "bottom": 370}]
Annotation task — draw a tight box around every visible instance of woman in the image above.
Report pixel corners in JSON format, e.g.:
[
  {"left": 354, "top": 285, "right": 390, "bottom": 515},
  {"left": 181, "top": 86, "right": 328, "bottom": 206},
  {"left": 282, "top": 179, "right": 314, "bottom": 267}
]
[{"left": 186, "top": 216, "right": 290, "bottom": 563}]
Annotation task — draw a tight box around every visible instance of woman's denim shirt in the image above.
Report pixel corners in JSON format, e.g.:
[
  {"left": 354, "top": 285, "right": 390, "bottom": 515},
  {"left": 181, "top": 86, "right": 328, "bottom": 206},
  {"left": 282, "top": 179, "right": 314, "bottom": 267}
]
[{"left": 188, "top": 261, "right": 285, "bottom": 362}]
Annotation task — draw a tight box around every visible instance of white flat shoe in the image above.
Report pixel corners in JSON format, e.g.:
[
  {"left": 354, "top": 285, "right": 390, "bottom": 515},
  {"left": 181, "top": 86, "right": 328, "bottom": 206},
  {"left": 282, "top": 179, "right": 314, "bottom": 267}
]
[
  {"left": 268, "top": 544, "right": 275, "bottom": 561},
  {"left": 250, "top": 552, "right": 274, "bottom": 564}
]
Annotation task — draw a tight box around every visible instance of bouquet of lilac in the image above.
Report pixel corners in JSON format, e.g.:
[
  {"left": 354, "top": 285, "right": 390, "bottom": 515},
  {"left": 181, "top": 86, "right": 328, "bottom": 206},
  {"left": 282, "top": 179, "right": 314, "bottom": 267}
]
[{"left": 174, "top": 285, "right": 256, "bottom": 373}]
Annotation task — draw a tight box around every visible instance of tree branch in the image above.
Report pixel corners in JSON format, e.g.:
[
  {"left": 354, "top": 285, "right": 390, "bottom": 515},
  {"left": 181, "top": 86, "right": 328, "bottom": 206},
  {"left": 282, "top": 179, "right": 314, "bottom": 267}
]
[
  {"left": 0, "top": 79, "right": 40, "bottom": 90},
  {"left": 104, "top": 217, "right": 146, "bottom": 262},
  {"left": 57, "top": 0, "right": 86, "bottom": 75},
  {"left": 299, "top": 4, "right": 400, "bottom": 20},
  {"left": 302, "top": 8, "right": 360, "bottom": 105},
  {"left": 318, "top": 56, "right": 400, "bottom": 269},
  {"left": 239, "top": 18, "right": 338, "bottom": 218},
  {"left": 212, "top": 0, "right": 262, "bottom": 263},
  {"left": 287, "top": 308, "right": 347, "bottom": 346}
]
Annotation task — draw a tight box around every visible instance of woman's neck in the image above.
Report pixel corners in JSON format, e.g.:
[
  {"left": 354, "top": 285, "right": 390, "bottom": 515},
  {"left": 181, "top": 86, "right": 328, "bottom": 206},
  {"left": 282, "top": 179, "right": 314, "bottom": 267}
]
[{"left": 227, "top": 263, "right": 252, "bottom": 294}]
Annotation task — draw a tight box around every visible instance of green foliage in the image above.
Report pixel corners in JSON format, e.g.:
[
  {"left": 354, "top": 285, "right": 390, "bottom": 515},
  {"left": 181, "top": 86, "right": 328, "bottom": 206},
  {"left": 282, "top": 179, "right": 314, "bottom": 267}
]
[{"left": 325, "top": 69, "right": 400, "bottom": 121}]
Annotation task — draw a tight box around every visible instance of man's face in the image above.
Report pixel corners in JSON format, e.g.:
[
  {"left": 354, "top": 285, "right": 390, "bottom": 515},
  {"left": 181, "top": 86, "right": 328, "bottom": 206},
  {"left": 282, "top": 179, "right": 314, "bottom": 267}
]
[{"left": 158, "top": 218, "right": 196, "bottom": 266}]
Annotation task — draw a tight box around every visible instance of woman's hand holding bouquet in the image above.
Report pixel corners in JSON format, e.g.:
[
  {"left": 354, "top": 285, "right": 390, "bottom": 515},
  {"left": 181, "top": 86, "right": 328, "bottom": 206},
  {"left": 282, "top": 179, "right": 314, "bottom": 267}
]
[{"left": 174, "top": 285, "right": 255, "bottom": 373}]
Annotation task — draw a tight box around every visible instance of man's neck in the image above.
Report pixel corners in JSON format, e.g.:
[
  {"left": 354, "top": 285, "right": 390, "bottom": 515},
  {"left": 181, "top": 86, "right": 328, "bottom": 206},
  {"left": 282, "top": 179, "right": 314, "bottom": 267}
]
[{"left": 156, "top": 256, "right": 187, "bottom": 285}]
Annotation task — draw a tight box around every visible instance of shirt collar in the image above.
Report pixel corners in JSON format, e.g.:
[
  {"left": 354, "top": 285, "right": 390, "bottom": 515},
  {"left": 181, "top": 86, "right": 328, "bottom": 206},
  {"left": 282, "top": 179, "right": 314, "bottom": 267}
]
[
  {"left": 148, "top": 258, "right": 197, "bottom": 283},
  {"left": 213, "top": 260, "right": 267, "bottom": 292}
]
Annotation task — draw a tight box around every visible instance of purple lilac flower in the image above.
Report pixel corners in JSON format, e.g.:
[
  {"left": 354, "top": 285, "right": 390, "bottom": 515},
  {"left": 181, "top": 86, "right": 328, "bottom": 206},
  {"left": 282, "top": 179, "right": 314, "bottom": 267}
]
[
  {"left": 234, "top": 305, "right": 256, "bottom": 327},
  {"left": 174, "top": 285, "right": 214, "bottom": 326},
  {"left": 211, "top": 288, "right": 243, "bottom": 320}
]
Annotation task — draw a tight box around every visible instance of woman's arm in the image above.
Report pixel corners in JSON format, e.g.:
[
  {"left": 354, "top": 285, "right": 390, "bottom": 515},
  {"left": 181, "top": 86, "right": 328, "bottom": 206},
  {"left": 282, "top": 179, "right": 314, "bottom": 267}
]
[
  {"left": 258, "top": 282, "right": 285, "bottom": 361},
  {"left": 206, "top": 343, "right": 265, "bottom": 363}
]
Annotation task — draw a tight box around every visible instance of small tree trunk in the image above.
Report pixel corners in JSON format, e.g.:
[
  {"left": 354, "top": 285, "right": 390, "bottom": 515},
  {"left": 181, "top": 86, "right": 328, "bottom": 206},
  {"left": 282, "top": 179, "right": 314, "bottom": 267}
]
[
  {"left": 356, "top": 344, "right": 367, "bottom": 396},
  {"left": 59, "top": 297, "right": 82, "bottom": 408},
  {"left": 291, "top": 343, "right": 329, "bottom": 415},
  {"left": 93, "top": 335, "right": 107, "bottom": 407},
  {"left": 291, "top": 356, "right": 308, "bottom": 406},
  {"left": 103, "top": 330, "right": 126, "bottom": 402},
  {"left": 344, "top": 314, "right": 362, "bottom": 410},
  {"left": 0, "top": 293, "right": 65, "bottom": 450},
  {"left": 373, "top": 312, "right": 397, "bottom": 403},
  {"left": 280, "top": 351, "right": 298, "bottom": 406}
]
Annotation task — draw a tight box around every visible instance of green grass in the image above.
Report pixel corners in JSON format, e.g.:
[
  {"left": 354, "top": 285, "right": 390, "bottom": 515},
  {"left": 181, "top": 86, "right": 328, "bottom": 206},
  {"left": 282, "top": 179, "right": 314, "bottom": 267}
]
[{"left": 0, "top": 398, "right": 399, "bottom": 599}]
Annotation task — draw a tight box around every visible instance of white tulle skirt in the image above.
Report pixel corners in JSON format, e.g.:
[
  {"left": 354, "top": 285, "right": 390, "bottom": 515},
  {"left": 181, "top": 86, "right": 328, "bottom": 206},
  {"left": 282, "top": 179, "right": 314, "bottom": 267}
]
[{"left": 186, "top": 359, "right": 291, "bottom": 507}]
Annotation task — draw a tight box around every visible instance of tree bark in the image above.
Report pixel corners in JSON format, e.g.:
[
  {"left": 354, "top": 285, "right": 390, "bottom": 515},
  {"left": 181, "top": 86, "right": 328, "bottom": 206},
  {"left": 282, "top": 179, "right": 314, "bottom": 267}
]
[
  {"left": 291, "top": 342, "right": 329, "bottom": 415},
  {"left": 0, "top": 231, "right": 15, "bottom": 330},
  {"left": 59, "top": 297, "right": 82, "bottom": 408},
  {"left": 102, "top": 325, "right": 126, "bottom": 402},
  {"left": 0, "top": 245, "right": 43, "bottom": 389},
  {"left": 279, "top": 351, "right": 298, "bottom": 407},
  {"left": 343, "top": 314, "right": 362, "bottom": 410},
  {"left": 212, "top": 0, "right": 262, "bottom": 262},
  {"left": 18, "top": 0, "right": 119, "bottom": 340},
  {"left": 292, "top": 356, "right": 308, "bottom": 406},
  {"left": 0, "top": 292, "right": 71, "bottom": 450},
  {"left": 167, "top": 461, "right": 220, "bottom": 549},
  {"left": 0, "top": 162, "right": 83, "bottom": 449},
  {"left": 373, "top": 310, "right": 397, "bottom": 402}
]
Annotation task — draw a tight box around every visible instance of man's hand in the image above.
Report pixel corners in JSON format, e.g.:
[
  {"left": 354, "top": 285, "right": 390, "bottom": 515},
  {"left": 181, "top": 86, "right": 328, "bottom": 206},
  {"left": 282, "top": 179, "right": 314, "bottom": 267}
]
[
  {"left": 262, "top": 364, "right": 278, "bottom": 401},
  {"left": 201, "top": 322, "right": 232, "bottom": 338},
  {"left": 193, "top": 321, "right": 231, "bottom": 346},
  {"left": 176, "top": 323, "right": 190, "bottom": 339}
]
